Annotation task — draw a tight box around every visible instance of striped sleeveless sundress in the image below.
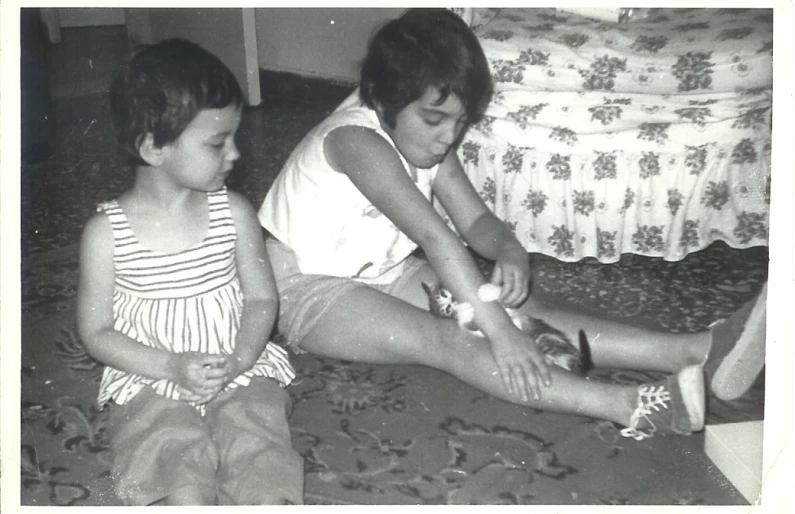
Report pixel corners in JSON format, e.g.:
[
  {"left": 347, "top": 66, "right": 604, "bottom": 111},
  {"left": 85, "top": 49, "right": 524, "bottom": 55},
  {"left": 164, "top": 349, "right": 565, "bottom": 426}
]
[{"left": 96, "top": 188, "right": 295, "bottom": 414}]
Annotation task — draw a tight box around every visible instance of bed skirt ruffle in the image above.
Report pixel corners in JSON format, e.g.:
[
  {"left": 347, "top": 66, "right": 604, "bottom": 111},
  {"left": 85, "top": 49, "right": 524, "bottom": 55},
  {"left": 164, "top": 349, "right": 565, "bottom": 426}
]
[{"left": 444, "top": 7, "right": 772, "bottom": 263}]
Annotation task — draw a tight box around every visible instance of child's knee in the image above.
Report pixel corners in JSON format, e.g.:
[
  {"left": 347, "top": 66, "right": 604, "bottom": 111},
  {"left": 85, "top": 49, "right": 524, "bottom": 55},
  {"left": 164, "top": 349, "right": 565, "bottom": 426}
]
[
  {"left": 219, "top": 450, "right": 305, "bottom": 505},
  {"left": 111, "top": 404, "right": 218, "bottom": 505},
  {"left": 208, "top": 381, "right": 297, "bottom": 468}
]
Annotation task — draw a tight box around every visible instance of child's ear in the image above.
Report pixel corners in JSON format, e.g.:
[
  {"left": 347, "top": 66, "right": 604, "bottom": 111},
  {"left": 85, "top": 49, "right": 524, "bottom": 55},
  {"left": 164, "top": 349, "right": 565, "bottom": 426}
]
[{"left": 136, "top": 133, "right": 166, "bottom": 166}]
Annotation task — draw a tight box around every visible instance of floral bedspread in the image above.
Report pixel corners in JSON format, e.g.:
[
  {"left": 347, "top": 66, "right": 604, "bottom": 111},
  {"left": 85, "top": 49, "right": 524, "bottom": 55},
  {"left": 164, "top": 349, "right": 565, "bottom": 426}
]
[{"left": 447, "top": 8, "right": 772, "bottom": 262}]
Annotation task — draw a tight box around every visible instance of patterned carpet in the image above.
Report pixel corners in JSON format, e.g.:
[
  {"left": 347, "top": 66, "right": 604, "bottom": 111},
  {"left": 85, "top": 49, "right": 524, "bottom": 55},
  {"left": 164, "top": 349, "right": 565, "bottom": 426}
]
[{"left": 19, "top": 90, "right": 768, "bottom": 505}]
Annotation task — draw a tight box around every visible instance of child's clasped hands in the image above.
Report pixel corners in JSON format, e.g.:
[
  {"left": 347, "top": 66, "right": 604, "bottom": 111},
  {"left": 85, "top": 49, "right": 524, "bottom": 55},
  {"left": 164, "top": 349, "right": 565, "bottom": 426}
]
[{"left": 170, "top": 352, "right": 241, "bottom": 405}]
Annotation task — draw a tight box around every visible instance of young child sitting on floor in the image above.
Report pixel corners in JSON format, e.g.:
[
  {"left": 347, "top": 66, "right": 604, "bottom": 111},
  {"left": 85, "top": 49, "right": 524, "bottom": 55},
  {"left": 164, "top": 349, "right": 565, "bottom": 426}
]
[
  {"left": 76, "top": 39, "right": 303, "bottom": 505},
  {"left": 258, "top": 8, "right": 766, "bottom": 440}
]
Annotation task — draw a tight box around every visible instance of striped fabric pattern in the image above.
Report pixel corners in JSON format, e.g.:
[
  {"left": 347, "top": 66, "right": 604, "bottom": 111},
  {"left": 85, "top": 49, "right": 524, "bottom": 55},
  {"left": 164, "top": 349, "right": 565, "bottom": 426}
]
[{"left": 96, "top": 188, "right": 295, "bottom": 414}]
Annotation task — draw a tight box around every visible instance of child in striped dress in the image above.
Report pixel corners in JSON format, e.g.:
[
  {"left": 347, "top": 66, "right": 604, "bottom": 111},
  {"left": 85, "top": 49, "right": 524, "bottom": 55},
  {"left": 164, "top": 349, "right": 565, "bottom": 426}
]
[{"left": 76, "top": 39, "right": 303, "bottom": 505}]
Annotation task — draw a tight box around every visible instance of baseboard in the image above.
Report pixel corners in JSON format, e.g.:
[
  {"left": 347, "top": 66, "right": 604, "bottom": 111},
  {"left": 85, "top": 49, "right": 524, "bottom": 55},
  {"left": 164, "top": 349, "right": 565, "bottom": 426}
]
[{"left": 258, "top": 68, "right": 356, "bottom": 106}]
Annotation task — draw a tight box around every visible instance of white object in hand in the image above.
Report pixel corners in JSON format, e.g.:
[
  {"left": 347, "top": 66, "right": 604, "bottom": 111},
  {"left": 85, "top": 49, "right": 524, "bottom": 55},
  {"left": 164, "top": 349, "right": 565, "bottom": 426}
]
[{"left": 477, "top": 283, "right": 501, "bottom": 303}]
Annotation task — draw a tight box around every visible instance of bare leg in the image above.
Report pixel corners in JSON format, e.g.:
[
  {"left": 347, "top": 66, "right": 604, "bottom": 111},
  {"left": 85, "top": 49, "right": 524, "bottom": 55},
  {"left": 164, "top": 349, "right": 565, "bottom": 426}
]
[
  {"left": 300, "top": 284, "right": 639, "bottom": 425},
  {"left": 517, "top": 295, "right": 711, "bottom": 373},
  {"left": 515, "top": 281, "right": 766, "bottom": 396}
]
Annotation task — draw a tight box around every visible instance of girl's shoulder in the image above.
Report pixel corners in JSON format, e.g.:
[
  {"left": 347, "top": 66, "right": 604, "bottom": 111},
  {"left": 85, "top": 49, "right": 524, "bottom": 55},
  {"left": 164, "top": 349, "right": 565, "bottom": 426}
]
[
  {"left": 81, "top": 207, "right": 115, "bottom": 251},
  {"left": 325, "top": 125, "right": 398, "bottom": 171},
  {"left": 90, "top": 192, "right": 130, "bottom": 231},
  {"left": 85, "top": 191, "right": 136, "bottom": 249},
  {"left": 326, "top": 123, "right": 385, "bottom": 147},
  {"left": 225, "top": 188, "right": 251, "bottom": 213},
  {"left": 320, "top": 97, "right": 382, "bottom": 146},
  {"left": 225, "top": 188, "right": 260, "bottom": 225}
]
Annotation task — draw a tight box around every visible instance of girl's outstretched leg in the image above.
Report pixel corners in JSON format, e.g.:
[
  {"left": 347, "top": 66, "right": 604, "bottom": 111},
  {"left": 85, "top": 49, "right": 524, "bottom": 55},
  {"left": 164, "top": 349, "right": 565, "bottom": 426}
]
[
  {"left": 517, "top": 295, "right": 711, "bottom": 374},
  {"left": 298, "top": 285, "right": 704, "bottom": 438},
  {"left": 517, "top": 283, "right": 767, "bottom": 400}
]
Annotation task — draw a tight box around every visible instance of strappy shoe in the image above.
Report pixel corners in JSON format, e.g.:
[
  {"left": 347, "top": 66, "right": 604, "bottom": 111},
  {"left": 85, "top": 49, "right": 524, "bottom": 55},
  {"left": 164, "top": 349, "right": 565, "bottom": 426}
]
[{"left": 620, "top": 365, "right": 706, "bottom": 441}]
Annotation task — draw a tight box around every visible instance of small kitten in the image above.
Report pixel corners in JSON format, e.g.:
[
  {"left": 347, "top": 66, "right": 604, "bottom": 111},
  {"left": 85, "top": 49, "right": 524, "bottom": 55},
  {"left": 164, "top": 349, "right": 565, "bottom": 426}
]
[{"left": 421, "top": 282, "right": 590, "bottom": 374}]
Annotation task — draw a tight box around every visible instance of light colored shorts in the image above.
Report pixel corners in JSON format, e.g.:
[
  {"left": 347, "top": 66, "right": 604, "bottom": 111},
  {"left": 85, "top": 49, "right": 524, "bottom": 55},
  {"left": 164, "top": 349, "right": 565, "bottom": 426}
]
[{"left": 266, "top": 238, "right": 429, "bottom": 348}]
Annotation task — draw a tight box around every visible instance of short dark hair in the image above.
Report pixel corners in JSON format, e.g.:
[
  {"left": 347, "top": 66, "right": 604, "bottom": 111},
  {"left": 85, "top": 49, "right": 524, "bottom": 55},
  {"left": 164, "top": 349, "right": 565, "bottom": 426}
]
[
  {"left": 359, "top": 8, "right": 492, "bottom": 129},
  {"left": 110, "top": 38, "right": 243, "bottom": 164}
]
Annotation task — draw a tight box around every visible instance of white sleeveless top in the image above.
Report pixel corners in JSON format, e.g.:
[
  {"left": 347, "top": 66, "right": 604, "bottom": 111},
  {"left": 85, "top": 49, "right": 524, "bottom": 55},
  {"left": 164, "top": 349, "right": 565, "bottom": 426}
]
[{"left": 259, "top": 90, "right": 439, "bottom": 285}]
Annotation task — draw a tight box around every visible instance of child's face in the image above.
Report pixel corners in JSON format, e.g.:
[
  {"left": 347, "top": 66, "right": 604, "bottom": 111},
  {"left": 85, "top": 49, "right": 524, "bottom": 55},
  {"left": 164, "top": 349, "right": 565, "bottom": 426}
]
[
  {"left": 160, "top": 104, "right": 242, "bottom": 191},
  {"left": 379, "top": 86, "right": 468, "bottom": 170}
]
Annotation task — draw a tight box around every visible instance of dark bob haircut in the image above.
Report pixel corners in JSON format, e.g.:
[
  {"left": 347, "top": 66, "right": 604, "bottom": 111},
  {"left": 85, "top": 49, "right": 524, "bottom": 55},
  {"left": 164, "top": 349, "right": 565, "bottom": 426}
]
[
  {"left": 359, "top": 8, "right": 493, "bottom": 129},
  {"left": 109, "top": 39, "right": 243, "bottom": 164}
]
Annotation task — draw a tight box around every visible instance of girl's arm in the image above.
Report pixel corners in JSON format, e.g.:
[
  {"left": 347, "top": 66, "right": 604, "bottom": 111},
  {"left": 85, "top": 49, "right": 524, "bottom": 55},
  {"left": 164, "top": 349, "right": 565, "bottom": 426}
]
[
  {"left": 432, "top": 153, "right": 532, "bottom": 307},
  {"left": 76, "top": 213, "right": 227, "bottom": 394},
  {"left": 326, "top": 127, "right": 550, "bottom": 400},
  {"left": 326, "top": 126, "right": 492, "bottom": 315},
  {"left": 226, "top": 191, "right": 279, "bottom": 379}
]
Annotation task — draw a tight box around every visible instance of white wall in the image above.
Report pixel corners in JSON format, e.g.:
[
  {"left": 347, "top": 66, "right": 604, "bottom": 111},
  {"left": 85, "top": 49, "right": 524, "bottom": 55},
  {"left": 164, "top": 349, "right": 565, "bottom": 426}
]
[{"left": 255, "top": 8, "right": 404, "bottom": 83}]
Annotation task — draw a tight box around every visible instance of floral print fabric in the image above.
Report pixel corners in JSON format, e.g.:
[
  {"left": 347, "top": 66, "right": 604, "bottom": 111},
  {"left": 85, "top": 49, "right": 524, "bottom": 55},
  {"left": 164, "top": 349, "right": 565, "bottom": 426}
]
[{"left": 448, "top": 8, "right": 772, "bottom": 262}]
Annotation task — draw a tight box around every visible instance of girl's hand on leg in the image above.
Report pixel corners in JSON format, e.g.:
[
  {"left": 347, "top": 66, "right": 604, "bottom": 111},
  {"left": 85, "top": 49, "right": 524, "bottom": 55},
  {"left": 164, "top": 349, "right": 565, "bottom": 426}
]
[{"left": 490, "top": 329, "right": 552, "bottom": 402}]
